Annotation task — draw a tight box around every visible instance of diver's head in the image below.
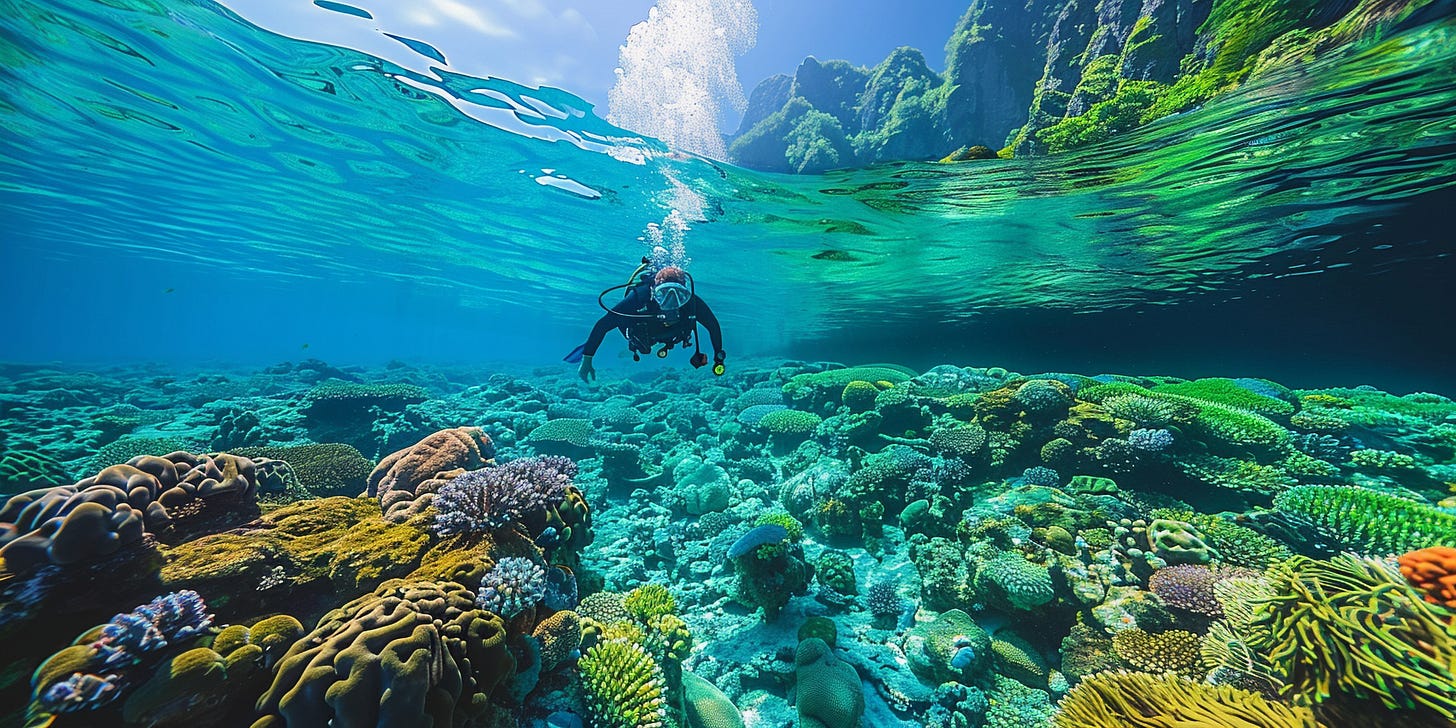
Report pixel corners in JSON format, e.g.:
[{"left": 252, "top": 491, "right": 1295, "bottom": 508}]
[
  {"left": 651, "top": 266, "right": 691, "bottom": 311},
  {"left": 653, "top": 266, "right": 687, "bottom": 286}
]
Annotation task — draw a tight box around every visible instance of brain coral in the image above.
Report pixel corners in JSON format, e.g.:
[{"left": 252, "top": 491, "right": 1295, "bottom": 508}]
[
  {"left": 254, "top": 578, "right": 513, "bottom": 727},
  {"left": 366, "top": 427, "right": 495, "bottom": 522},
  {"left": 1, "top": 451, "right": 263, "bottom": 571},
  {"left": 974, "top": 552, "right": 1055, "bottom": 611},
  {"left": 792, "top": 637, "right": 864, "bottom": 728}
]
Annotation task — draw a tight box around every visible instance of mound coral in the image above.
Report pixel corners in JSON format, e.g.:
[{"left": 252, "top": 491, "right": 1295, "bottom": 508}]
[
  {"left": 1, "top": 451, "right": 264, "bottom": 571},
  {"left": 1054, "top": 671, "right": 1317, "bottom": 728},
  {"left": 254, "top": 578, "right": 513, "bottom": 727},
  {"left": 974, "top": 552, "right": 1055, "bottom": 611},
  {"left": 367, "top": 426, "right": 495, "bottom": 522},
  {"left": 791, "top": 637, "right": 864, "bottom": 728},
  {"left": 782, "top": 365, "right": 914, "bottom": 408},
  {"left": 1272, "top": 485, "right": 1456, "bottom": 555},
  {"left": 233, "top": 442, "right": 373, "bottom": 498}
]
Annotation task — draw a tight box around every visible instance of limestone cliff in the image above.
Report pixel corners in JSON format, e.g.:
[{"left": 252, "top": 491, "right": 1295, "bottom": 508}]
[{"left": 726, "top": 0, "right": 1439, "bottom": 171}]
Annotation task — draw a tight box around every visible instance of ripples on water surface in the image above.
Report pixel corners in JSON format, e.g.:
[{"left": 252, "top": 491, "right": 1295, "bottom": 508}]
[{"left": 2, "top": 0, "right": 1454, "bottom": 386}]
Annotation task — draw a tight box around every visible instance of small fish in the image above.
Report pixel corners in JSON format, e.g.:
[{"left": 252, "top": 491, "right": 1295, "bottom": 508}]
[
  {"left": 301, "top": 343, "right": 310, "bottom": 349},
  {"left": 163, "top": 287, "right": 174, "bottom": 294}
]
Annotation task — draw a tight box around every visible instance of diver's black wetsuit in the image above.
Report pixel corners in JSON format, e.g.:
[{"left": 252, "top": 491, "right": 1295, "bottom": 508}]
[{"left": 581, "top": 283, "right": 724, "bottom": 358}]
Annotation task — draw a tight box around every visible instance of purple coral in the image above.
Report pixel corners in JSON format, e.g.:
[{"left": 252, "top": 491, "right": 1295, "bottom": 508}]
[
  {"left": 476, "top": 556, "right": 548, "bottom": 618},
  {"left": 92, "top": 590, "right": 213, "bottom": 667},
  {"left": 1127, "top": 428, "right": 1174, "bottom": 452},
  {"left": 433, "top": 456, "right": 577, "bottom": 535},
  {"left": 39, "top": 672, "right": 123, "bottom": 712}
]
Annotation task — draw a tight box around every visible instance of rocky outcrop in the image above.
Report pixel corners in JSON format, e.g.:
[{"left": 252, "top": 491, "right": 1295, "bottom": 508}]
[{"left": 727, "top": 0, "right": 1421, "bottom": 169}]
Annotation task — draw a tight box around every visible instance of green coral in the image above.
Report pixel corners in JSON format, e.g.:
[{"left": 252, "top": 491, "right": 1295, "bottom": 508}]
[
  {"left": 1349, "top": 448, "right": 1417, "bottom": 470},
  {"left": 755, "top": 511, "right": 804, "bottom": 542},
  {"left": 622, "top": 584, "right": 677, "bottom": 622},
  {"left": 0, "top": 449, "right": 72, "bottom": 494},
  {"left": 815, "top": 549, "right": 856, "bottom": 596},
  {"left": 991, "top": 631, "right": 1049, "bottom": 689},
  {"left": 782, "top": 366, "right": 914, "bottom": 408},
  {"left": 232, "top": 443, "right": 373, "bottom": 497},
  {"left": 1273, "top": 485, "right": 1456, "bottom": 555},
  {"left": 579, "top": 638, "right": 668, "bottom": 728},
  {"left": 756, "top": 409, "right": 823, "bottom": 437},
  {"left": 526, "top": 418, "right": 594, "bottom": 448},
  {"left": 984, "top": 674, "right": 1055, "bottom": 728},
  {"left": 1053, "top": 671, "right": 1317, "bottom": 728},
  {"left": 1251, "top": 554, "right": 1456, "bottom": 720},
  {"left": 1151, "top": 378, "right": 1295, "bottom": 417},
  {"left": 840, "top": 381, "right": 881, "bottom": 413},
  {"left": 973, "top": 552, "right": 1055, "bottom": 611},
  {"left": 1147, "top": 518, "right": 1218, "bottom": 565},
  {"left": 1187, "top": 514, "right": 1291, "bottom": 570},
  {"left": 792, "top": 637, "right": 865, "bottom": 728}
]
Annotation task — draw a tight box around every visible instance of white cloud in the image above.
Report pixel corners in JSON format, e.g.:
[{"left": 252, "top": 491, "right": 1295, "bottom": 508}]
[{"left": 427, "top": 0, "right": 517, "bottom": 38}]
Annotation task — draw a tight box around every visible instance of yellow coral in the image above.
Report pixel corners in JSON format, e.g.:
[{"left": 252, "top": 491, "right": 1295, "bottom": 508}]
[
  {"left": 1250, "top": 554, "right": 1456, "bottom": 720},
  {"left": 1054, "top": 671, "right": 1317, "bottom": 728},
  {"left": 1111, "top": 628, "right": 1203, "bottom": 678},
  {"left": 623, "top": 584, "right": 676, "bottom": 622}
]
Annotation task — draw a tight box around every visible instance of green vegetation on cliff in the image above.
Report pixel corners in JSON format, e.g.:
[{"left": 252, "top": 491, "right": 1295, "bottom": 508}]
[{"left": 729, "top": 0, "right": 1437, "bottom": 170}]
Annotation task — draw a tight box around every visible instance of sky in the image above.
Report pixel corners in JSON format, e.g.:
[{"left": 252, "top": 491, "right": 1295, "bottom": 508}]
[{"left": 221, "top": 0, "right": 971, "bottom": 130}]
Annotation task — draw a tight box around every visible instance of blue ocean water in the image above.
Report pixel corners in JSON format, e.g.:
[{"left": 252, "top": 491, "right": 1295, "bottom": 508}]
[{"left": 2, "top": 0, "right": 1455, "bottom": 389}]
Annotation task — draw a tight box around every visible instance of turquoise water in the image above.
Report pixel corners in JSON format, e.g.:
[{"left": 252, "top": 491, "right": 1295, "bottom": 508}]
[
  {"left": 6, "top": 3, "right": 1456, "bottom": 727},
  {"left": 4, "top": 0, "right": 1455, "bottom": 388}
]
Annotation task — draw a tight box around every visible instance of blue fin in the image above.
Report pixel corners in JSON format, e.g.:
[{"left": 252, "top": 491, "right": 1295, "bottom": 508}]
[{"left": 563, "top": 343, "right": 586, "bottom": 364}]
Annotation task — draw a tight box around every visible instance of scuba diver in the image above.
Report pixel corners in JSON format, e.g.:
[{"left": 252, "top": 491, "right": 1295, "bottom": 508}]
[{"left": 563, "top": 258, "right": 725, "bottom": 382}]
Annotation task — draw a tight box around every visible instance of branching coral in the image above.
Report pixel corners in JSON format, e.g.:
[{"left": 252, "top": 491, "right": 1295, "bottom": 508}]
[
  {"left": 1398, "top": 546, "right": 1456, "bottom": 609},
  {"left": 433, "top": 456, "right": 577, "bottom": 535},
  {"left": 1273, "top": 485, "right": 1456, "bottom": 555},
  {"left": 1250, "top": 554, "right": 1456, "bottom": 720},
  {"left": 578, "top": 638, "right": 668, "bottom": 728},
  {"left": 1053, "top": 671, "right": 1317, "bottom": 728}
]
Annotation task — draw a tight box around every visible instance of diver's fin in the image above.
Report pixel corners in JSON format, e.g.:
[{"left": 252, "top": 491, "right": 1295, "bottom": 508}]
[{"left": 563, "top": 343, "right": 586, "bottom": 364}]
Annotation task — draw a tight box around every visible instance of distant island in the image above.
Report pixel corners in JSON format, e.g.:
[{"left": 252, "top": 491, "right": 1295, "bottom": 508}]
[{"left": 727, "top": 0, "right": 1439, "bottom": 172}]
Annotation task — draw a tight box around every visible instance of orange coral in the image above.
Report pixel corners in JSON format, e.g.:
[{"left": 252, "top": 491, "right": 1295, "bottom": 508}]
[{"left": 1398, "top": 546, "right": 1456, "bottom": 609}]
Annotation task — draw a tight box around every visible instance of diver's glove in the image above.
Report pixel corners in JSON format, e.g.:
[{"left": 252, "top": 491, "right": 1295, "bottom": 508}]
[
  {"left": 712, "top": 350, "right": 726, "bottom": 376},
  {"left": 578, "top": 355, "right": 596, "bottom": 383}
]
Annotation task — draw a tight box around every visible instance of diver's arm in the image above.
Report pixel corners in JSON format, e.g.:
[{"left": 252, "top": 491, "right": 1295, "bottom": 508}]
[
  {"left": 694, "top": 298, "right": 725, "bottom": 356},
  {"left": 581, "top": 286, "right": 648, "bottom": 357}
]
